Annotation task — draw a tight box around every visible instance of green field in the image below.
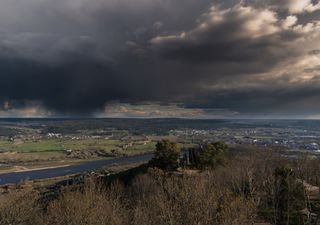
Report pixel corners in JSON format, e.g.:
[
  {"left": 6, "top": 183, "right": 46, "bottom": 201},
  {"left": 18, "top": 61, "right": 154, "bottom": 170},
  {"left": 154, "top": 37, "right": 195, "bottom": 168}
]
[
  {"left": 0, "top": 137, "right": 157, "bottom": 173},
  {"left": 0, "top": 128, "right": 186, "bottom": 174},
  {"left": 0, "top": 139, "right": 124, "bottom": 153}
]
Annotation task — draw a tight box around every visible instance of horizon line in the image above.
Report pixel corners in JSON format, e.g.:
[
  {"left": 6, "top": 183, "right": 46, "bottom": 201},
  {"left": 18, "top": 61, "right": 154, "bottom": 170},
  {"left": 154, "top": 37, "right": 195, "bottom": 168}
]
[{"left": 0, "top": 117, "right": 319, "bottom": 120}]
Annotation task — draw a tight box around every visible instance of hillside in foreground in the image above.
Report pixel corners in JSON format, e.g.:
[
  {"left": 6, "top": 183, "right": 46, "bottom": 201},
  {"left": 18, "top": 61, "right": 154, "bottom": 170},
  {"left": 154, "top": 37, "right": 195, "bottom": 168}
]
[{"left": 1, "top": 140, "right": 320, "bottom": 225}]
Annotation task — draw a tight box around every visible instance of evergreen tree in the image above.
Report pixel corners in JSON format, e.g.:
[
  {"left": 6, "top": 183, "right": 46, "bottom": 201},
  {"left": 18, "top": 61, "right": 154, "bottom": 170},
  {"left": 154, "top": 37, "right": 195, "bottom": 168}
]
[{"left": 150, "top": 140, "right": 180, "bottom": 171}]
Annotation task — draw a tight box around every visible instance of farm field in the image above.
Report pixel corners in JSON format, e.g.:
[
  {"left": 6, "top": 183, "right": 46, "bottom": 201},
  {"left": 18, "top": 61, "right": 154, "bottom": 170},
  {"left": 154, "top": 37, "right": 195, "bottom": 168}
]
[
  {"left": 0, "top": 122, "right": 160, "bottom": 173},
  {"left": 2, "top": 118, "right": 320, "bottom": 174}
]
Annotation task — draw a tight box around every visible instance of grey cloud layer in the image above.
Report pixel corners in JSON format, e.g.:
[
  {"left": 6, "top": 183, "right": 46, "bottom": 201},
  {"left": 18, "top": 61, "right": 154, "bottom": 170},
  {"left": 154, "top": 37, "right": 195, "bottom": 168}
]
[{"left": 0, "top": 0, "right": 319, "bottom": 117}]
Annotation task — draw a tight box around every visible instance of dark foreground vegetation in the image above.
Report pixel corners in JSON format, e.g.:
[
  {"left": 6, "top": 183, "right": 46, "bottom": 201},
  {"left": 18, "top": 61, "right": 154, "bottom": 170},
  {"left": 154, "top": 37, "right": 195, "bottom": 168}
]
[{"left": 1, "top": 140, "right": 320, "bottom": 225}]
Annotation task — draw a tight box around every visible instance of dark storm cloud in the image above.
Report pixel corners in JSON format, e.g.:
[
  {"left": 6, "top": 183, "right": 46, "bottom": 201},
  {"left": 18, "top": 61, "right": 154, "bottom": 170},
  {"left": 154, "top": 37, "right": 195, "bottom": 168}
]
[
  {"left": 0, "top": 57, "right": 137, "bottom": 113},
  {"left": 0, "top": 0, "right": 214, "bottom": 113},
  {"left": 309, "top": 49, "right": 320, "bottom": 55},
  {"left": 150, "top": 4, "right": 301, "bottom": 65},
  {"left": 0, "top": 0, "right": 319, "bottom": 117},
  {"left": 304, "top": 66, "right": 320, "bottom": 73},
  {"left": 184, "top": 75, "right": 320, "bottom": 117}
]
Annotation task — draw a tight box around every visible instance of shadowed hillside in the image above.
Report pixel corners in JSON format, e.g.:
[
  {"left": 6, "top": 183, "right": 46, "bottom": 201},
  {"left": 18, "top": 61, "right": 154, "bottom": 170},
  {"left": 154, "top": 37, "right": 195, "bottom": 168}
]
[{"left": 1, "top": 141, "right": 320, "bottom": 224}]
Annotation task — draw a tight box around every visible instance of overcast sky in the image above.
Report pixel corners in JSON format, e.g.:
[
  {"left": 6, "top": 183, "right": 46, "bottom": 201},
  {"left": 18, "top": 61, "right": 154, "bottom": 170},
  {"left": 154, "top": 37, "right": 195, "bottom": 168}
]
[{"left": 0, "top": 0, "right": 319, "bottom": 118}]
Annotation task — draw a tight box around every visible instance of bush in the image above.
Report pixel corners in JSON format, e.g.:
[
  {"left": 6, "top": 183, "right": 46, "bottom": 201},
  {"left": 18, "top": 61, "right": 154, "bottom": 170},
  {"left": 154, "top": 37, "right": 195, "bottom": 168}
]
[
  {"left": 43, "top": 179, "right": 128, "bottom": 225},
  {"left": 0, "top": 191, "right": 42, "bottom": 225}
]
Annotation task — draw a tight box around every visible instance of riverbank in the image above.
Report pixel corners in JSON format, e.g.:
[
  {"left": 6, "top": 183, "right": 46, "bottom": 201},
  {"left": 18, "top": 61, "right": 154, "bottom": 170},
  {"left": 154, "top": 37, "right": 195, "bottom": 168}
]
[{"left": 0, "top": 153, "right": 153, "bottom": 185}]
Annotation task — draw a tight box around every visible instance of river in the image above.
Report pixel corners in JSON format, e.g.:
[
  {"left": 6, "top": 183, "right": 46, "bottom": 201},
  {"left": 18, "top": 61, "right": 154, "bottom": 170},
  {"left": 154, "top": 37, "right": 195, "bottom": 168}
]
[{"left": 0, "top": 154, "right": 153, "bottom": 185}]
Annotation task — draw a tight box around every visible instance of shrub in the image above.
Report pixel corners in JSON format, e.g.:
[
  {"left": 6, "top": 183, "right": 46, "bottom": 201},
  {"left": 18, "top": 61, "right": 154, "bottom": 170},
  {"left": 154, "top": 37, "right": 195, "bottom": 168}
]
[
  {"left": 44, "top": 179, "right": 128, "bottom": 225},
  {"left": 0, "top": 191, "right": 42, "bottom": 225}
]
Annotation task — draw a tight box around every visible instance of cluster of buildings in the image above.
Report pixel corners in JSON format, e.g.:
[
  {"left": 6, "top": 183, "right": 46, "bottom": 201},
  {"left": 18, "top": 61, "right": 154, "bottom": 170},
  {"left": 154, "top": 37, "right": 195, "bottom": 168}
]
[{"left": 170, "top": 127, "right": 320, "bottom": 152}]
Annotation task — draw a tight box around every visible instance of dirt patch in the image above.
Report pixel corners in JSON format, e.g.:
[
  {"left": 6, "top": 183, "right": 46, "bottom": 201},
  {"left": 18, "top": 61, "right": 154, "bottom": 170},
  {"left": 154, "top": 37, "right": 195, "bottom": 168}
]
[
  {"left": 0, "top": 152, "right": 17, "bottom": 156},
  {"left": 66, "top": 149, "right": 124, "bottom": 159}
]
